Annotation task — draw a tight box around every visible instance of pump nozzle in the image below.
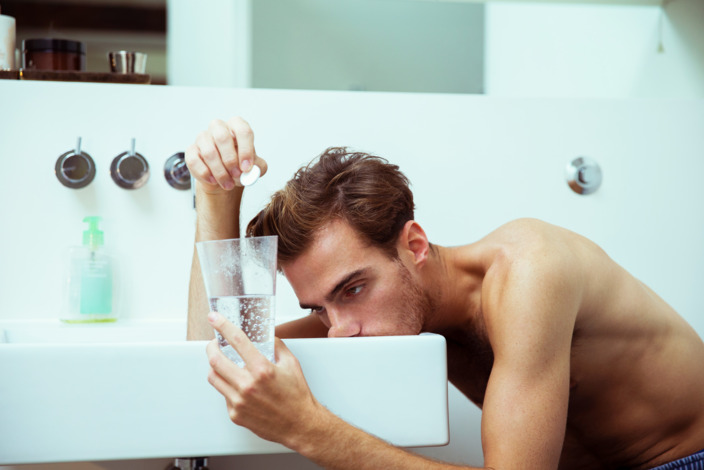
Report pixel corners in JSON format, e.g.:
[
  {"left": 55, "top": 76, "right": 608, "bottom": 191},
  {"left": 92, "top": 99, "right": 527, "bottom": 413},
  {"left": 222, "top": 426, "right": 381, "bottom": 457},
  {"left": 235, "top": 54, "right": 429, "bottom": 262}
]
[{"left": 82, "top": 216, "right": 104, "bottom": 251}]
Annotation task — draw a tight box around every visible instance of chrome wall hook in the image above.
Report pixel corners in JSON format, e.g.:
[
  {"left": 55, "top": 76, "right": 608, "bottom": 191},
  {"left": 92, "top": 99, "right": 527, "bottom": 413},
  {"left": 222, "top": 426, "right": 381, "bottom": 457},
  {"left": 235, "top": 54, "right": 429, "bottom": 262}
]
[
  {"left": 110, "top": 138, "right": 150, "bottom": 190},
  {"left": 55, "top": 137, "right": 96, "bottom": 189},
  {"left": 565, "top": 156, "right": 602, "bottom": 195}
]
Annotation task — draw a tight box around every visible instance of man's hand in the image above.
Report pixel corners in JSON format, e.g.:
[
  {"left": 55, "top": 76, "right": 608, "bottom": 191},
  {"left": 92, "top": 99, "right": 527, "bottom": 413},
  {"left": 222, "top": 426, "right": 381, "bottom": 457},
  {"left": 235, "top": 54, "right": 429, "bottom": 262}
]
[
  {"left": 206, "top": 312, "right": 480, "bottom": 470},
  {"left": 206, "top": 312, "right": 322, "bottom": 448},
  {"left": 185, "top": 117, "right": 268, "bottom": 194},
  {"left": 186, "top": 117, "right": 268, "bottom": 340}
]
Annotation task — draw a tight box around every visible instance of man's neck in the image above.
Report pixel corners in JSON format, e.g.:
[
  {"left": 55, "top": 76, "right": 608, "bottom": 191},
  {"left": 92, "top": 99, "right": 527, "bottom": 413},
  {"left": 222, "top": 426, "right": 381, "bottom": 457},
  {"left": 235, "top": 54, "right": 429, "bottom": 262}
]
[{"left": 420, "top": 243, "right": 487, "bottom": 335}]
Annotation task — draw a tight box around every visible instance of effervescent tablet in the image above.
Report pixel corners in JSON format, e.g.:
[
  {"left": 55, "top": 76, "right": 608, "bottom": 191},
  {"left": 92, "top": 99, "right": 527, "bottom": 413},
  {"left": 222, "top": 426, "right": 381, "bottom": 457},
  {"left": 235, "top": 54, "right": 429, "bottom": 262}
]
[{"left": 240, "top": 164, "right": 261, "bottom": 186}]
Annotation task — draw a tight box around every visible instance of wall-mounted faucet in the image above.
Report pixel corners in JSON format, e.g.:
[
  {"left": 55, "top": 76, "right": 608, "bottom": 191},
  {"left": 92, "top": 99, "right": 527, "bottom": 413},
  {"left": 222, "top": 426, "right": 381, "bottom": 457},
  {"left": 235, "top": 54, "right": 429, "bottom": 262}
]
[
  {"left": 110, "top": 138, "right": 150, "bottom": 189},
  {"left": 55, "top": 138, "right": 189, "bottom": 191},
  {"left": 166, "top": 457, "right": 209, "bottom": 470},
  {"left": 164, "top": 152, "right": 191, "bottom": 190},
  {"left": 55, "top": 137, "right": 96, "bottom": 189}
]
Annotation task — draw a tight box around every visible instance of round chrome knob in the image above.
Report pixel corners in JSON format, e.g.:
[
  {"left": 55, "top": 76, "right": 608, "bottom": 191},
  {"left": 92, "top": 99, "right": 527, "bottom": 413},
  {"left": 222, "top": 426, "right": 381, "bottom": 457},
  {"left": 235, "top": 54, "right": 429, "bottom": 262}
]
[
  {"left": 566, "top": 156, "right": 602, "bottom": 195},
  {"left": 55, "top": 150, "right": 96, "bottom": 189},
  {"left": 164, "top": 152, "right": 191, "bottom": 190},
  {"left": 55, "top": 137, "right": 95, "bottom": 189},
  {"left": 110, "top": 151, "right": 150, "bottom": 189}
]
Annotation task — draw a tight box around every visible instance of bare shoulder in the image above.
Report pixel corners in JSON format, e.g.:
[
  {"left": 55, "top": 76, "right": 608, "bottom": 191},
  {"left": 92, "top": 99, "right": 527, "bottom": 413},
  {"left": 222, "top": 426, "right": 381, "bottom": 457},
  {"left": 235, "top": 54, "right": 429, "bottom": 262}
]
[
  {"left": 461, "top": 218, "right": 614, "bottom": 315},
  {"left": 489, "top": 218, "right": 581, "bottom": 242},
  {"left": 478, "top": 219, "right": 588, "bottom": 327},
  {"left": 494, "top": 217, "right": 553, "bottom": 233},
  {"left": 481, "top": 218, "right": 589, "bottom": 267}
]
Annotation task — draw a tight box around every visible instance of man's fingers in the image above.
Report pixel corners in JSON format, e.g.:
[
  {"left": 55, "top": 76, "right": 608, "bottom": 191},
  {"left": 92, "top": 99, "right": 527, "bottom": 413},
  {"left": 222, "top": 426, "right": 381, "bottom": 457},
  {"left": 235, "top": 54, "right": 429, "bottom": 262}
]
[
  {"left": 227, "top": 116, "right": 255, "bottom": 173},
  {"left": 206, "top": 353, "right": 238, "bottom": 397},
  {"left": 196, "top": 130, "right": 234, "bottom": 190},
  {"left": 208, "top": 312, "right": 269, "bottom": 370},
  {"left": 206, "top": 339, "right": 249, "bottom": 388},
  {"left": 254, "top": 155, "right": 268, "bottom": 178},
  {"left": 208, "top": 119, "right": 240, "bottom": 181},
  {"left": 184, "top": 143, "right": 217, "bottom": 186},
  {"left": 273, "top": 337, "right": 295, "bottom": 364},
  {"left": 186, "top": 117, "right": 264, "bottom": 191}
]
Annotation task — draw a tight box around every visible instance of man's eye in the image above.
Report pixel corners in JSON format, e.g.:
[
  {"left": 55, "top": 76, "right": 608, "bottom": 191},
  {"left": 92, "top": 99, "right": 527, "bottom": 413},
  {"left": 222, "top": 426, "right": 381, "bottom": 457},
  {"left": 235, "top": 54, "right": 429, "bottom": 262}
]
[
  {"left": 345, "top": 285, "right": 363, "bottom": 297},
  {"left": 310, "top": 306, "right": 325, "bottom": 315}
]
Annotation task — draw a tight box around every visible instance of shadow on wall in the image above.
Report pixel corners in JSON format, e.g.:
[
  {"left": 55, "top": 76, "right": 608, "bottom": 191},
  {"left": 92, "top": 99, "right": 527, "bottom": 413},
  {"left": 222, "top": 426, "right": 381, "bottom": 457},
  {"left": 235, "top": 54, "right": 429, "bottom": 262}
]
[
  {"left": 637, "top": 0, "right": 704, "bottom": 96},
  {"left": 665, "top": 0, "right": 704, "bottom": 71}
]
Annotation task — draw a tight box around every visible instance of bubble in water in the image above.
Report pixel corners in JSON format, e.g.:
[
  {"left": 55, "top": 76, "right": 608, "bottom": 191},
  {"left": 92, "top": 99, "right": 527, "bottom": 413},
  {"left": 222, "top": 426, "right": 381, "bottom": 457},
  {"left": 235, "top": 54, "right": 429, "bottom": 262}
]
[{"left": 208, "top": 294, "right": 275, "bottom": 367}]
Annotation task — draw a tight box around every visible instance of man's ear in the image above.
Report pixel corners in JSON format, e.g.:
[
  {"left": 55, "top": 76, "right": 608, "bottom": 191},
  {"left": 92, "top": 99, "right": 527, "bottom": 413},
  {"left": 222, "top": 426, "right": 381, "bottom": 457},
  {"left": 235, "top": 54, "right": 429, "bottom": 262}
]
[{"left": 399, "top": 220, "right": 430, "bottom": 267}]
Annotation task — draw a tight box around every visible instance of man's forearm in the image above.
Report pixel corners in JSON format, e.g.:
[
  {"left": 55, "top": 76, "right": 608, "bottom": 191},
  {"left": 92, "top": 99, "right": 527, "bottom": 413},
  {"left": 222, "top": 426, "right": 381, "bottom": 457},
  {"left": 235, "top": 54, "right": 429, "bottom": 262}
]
[
  {"left": 187, "top": 185, "right": 244, "bottom": 340},
  {"left": 291, "top": 407, "right": 479, "bottom": 470}
]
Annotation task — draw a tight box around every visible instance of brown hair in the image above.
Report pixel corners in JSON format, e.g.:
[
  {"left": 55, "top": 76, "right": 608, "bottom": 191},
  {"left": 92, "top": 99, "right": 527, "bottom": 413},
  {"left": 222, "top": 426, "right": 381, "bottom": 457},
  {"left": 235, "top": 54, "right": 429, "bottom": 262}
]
[{"left": 246, "top": 147, "right": 415, "bottom": 266}]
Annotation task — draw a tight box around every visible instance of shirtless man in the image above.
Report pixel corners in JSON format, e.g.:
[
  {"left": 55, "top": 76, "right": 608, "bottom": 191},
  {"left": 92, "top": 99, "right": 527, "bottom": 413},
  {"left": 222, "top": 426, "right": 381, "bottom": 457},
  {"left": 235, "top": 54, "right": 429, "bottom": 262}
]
[{"left": 185, "top": 117, "right": 704, "bottom": 470}]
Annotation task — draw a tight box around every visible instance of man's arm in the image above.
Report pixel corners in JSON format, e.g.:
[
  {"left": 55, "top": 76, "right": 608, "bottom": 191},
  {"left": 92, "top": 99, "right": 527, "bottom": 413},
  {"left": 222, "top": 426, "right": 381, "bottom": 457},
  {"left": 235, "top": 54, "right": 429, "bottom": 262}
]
[
  {"left": 185, "top": 117, "right": 260, "bottom": 340},
  {"left": 186, "top": 187, "right": 243, "bottom": 340},
  {"left": 207, "top": 312, "right": 485, "bottom": 470},
  {"left": 275, "top": 313, "right": 330, "bottom": 338},
  {"left": 480, "top": 249, "right": 581, "bottom": 469},
  {"left": 185, "top": 117, "right": 333, "bottom": 341},
  {"left": 291, "top": 403, "right": 476, "bottom": 470}
]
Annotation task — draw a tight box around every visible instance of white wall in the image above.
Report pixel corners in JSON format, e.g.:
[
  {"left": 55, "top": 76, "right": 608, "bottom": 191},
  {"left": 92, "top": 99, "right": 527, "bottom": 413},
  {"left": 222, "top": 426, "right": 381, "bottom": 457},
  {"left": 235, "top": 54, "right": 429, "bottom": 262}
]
[
  {"left": 167, "top": 0, "right": 252, "bottom": 87},
  {"left": 485, "top": 0, "right": 704, "bottom": 98}
]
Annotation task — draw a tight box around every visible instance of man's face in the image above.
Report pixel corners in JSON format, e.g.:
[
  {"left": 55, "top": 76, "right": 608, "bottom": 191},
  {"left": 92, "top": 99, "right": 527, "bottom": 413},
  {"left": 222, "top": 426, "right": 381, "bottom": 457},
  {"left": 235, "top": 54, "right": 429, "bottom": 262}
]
[{"left": 281, "top": 219, "right": 430, "bottom": 337}]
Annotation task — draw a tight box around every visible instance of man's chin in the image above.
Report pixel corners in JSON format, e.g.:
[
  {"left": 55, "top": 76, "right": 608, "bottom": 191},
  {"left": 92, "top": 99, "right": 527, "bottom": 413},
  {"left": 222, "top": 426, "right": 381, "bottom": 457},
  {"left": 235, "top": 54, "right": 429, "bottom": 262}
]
[{"left": 362, "top": 329, "right": 422, "bottom": 337}]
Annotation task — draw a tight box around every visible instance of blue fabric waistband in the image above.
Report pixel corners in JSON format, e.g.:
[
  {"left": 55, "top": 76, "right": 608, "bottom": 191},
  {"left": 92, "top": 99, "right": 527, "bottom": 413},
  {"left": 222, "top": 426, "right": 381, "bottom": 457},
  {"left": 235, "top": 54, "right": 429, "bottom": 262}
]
[{"left": 649, "top": 449, "right": 704, "bottom": 470}]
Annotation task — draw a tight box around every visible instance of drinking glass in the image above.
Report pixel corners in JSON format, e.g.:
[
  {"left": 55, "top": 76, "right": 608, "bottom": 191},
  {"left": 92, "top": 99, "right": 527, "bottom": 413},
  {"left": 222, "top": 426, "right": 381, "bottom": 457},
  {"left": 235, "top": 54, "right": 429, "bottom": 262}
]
[{"left": 196, "top": 236, "right": 278, "bottom": 366}]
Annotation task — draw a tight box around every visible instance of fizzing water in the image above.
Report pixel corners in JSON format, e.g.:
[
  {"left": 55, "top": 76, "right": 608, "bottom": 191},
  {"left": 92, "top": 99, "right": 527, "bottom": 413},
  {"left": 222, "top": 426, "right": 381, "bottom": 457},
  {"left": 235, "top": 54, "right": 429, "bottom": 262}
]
[{"left": 209, "top": 294, "right": 275, "bottom": 367}]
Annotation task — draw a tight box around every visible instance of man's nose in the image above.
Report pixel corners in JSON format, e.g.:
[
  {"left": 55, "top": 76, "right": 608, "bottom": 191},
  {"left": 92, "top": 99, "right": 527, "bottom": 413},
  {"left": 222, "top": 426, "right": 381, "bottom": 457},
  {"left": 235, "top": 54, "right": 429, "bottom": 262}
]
[{"left": 326, "top": 309, "right": 360, "bottom": 338}]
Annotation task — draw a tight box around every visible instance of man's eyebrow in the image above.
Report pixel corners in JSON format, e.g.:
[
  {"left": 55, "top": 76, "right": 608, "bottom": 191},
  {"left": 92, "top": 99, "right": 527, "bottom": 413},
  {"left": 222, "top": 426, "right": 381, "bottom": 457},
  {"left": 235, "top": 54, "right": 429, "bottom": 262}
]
[
  {"left": 298, "top": 268, "right": 369, "bottom": 310},
  {"left": 325, "top": 268, "right": 368, "bottom": 302}
]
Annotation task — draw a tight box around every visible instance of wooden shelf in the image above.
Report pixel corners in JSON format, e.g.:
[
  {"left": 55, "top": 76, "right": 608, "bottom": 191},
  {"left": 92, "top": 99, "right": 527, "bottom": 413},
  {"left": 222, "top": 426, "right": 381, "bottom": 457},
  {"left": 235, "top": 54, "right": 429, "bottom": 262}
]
[
  {"left": 420, "top": 0, "right": 662, "bottom": 5},
  {"left": 0, "top": 71, "right": 20, "bottom": 80},
  {"left": 0, "top": 70, "right": 151, "bottom": 84}
]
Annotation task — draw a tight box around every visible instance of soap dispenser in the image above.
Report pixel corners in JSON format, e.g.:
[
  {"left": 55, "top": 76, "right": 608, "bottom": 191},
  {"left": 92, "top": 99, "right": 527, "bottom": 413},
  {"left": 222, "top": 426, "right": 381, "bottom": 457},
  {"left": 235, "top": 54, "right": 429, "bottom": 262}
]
[{"left": 61, "top": 216, "right": 117, "bottom": 323}]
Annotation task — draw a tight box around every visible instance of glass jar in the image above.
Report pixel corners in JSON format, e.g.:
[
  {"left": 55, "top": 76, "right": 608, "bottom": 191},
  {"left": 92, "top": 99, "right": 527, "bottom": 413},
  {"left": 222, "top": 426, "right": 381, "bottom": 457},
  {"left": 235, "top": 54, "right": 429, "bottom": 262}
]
[{"left": 22, "top": 38, "right": 85, "bottom": 71}]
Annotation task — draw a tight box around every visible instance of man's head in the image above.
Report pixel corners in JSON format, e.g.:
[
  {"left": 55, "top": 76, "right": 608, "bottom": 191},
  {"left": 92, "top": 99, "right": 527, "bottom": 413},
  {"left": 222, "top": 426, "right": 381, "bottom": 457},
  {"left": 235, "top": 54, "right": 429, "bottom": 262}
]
[
  {"left": 247, "top": 147, "right": 432, "bottom": 337},
  {"left": 246, "top": 147, "right": 415, "bottom": 266}
]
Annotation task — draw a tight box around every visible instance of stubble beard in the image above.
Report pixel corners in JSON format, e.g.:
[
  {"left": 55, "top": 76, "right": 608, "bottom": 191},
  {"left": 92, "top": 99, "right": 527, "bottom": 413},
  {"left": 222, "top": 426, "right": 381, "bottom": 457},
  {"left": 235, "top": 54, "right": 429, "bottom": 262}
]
[{"left": 395, "top": 259, "right": 434, "bottom": 335}]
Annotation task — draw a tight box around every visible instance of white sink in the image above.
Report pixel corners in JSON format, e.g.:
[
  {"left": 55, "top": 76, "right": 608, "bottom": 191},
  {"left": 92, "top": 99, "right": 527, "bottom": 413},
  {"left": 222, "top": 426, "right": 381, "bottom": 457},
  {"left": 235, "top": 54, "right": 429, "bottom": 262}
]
[
  {"left": 0, "top": 320, "right": 448, "bottom": 465},
  {"left": 0, "top": 319, "right": 186, "bottom": 344}
]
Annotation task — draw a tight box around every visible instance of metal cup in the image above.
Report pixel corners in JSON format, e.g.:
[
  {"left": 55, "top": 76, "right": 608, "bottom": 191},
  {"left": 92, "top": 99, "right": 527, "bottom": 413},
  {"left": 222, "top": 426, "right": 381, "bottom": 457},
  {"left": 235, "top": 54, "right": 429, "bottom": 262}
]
[{"left": 108, "top": 51, "right": 147, "bottom": 74}]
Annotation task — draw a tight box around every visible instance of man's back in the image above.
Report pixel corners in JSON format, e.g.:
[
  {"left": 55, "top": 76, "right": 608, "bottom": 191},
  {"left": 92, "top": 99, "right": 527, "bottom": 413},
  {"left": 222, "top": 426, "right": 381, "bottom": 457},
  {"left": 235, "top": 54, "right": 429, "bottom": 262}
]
[{"left": 448, "top": 219, "right": 704, "bottom": 469}]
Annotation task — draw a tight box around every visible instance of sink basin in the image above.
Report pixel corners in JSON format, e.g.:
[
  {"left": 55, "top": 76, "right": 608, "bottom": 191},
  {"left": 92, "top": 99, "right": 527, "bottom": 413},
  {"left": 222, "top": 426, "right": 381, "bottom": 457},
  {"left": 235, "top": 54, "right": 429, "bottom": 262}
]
[
  {"left": 0, "top": 319, "right": 186, "bottom": 344},
  {"left": 0, "top": 321, "right": 448, "bottom": 465}
]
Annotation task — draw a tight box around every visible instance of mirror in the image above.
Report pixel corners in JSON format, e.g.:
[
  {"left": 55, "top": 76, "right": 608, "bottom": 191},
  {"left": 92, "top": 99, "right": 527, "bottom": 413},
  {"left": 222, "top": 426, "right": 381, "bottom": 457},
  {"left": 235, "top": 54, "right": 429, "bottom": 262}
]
[{"left": 3, "top": 0, "right": 484, "bottom": 93}]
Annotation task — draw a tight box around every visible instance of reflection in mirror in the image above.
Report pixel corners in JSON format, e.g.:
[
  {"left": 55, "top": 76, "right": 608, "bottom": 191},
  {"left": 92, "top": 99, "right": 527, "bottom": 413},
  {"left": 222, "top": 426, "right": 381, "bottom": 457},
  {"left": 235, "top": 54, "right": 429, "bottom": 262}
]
[
  {"left": 250, "top": 0, "right": 484, "bottom": 94},
  {"left": 3, "top": 0, "right": 167, "bottom": 84},
  {"left": 3, "top": 0, "right": 484, "bottom": 93}
]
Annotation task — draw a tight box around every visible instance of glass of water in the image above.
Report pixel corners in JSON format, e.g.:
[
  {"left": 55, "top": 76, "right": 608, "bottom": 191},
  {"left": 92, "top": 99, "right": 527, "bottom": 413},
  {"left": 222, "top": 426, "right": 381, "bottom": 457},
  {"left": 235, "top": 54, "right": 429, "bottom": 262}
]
[{"left": 196, "top": 236, "right": 278, "bottom": 366}]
